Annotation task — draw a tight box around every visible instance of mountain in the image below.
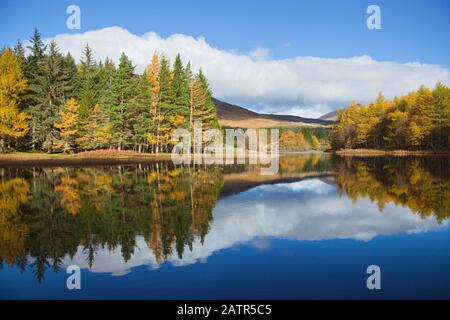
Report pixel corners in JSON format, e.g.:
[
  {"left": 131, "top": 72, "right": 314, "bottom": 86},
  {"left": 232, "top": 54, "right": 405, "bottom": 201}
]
[
  {"left": 213, "top": 98, "right": 334, "bottom": 128},
  {"left": 318, "top": 110, "right": 339, "bottom": 121}
]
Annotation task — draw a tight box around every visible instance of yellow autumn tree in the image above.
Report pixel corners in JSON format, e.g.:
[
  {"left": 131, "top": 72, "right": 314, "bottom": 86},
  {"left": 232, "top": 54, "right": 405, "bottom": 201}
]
[
  {"left": 408, "top": 121, "right": 424, "bottom": 148},
  {"left": 76, "top": 104, "right": 112, "bottom": 150},
  {"left": 310, "top": 134, "right": 321, "bottom": 150},
  {"left": 146, "top": 52, "right": 161, "bottom": 153},
  {"left": 146, "top": 52, "right": 160, "bottom": 116},
  {"left": 54, "top": 98, "right": 79, "bottom": 153},
  {"left": 279, "top": 130, "right": 312, "bottom": 151},
  {"left": 55, "top": 175, "right": 80, "bottom": 216},
  {"left": 279, "top": 130, "right": 297, "bottom": 151},
  {"left": 0, "top": 178, "right": 30, "bottom": 265},
  {"left": 296, "top": 131, "right": 309, "bottom": 150},
  {"left": 168, "top": 114, "right": 186, "bottom": 145},
  {"left": 0, "top": 48, "right": 29, "bottom": 152}
]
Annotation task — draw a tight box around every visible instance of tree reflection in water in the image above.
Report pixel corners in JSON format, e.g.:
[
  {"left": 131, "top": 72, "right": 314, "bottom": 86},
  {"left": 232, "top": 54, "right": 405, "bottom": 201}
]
[
  {"left": 0, "top": 154, "right": 448, "bottom": 282},
  {"left": 332, "top": 156, "right": 449, "bottom": 222}
]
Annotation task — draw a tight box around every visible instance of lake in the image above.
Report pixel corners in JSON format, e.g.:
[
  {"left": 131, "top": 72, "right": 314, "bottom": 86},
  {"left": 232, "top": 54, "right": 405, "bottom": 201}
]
[{"left": 0, "top": 154, "right": 449, "bottom": 299}]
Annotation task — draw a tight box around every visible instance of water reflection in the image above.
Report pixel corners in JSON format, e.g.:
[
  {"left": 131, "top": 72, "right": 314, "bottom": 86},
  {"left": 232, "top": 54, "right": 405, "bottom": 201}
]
[
  {"left": 0, "top": 154, "right": 448, "bottom": 282},
  {"left": 332, "top": 156, "right": 449, "bottom": 221},
  {"left": 0, "top": 164, "right": 224, "bottom": 282}
]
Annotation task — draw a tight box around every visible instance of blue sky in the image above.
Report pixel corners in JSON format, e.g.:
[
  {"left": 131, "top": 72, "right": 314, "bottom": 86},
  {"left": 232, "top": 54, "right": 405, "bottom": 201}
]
[
  {"left": 1, "top": 0, "right": 449, "bottom": 117},
  {"left": 1, "top": 0, "right": 449, "bottom": 66}
]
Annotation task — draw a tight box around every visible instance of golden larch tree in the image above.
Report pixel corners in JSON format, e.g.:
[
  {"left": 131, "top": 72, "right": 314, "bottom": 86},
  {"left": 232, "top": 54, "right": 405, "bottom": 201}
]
[
  {"left": 54, "top": 98, "right": 79, "bottom": 153},
  {"left": 0, "top": 48, "right": 29, "bottom": 151}
]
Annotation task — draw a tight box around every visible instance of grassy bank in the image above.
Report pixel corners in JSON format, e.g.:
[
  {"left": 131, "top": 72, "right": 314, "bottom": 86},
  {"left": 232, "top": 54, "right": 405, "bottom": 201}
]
[
  {"left": 0, "top": 149, "right": 278, "bottom": 167},
  {"left": 0, "top": 151, "right": 173, "bottom": 167},
  {"left": 328, "top": 149, "right": 450, "bottom": 156}
]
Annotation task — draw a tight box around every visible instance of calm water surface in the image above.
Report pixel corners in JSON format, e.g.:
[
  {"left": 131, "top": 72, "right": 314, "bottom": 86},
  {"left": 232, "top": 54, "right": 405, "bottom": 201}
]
[{"left": 0, "top": 154, "right": 449, "bottom": 299}]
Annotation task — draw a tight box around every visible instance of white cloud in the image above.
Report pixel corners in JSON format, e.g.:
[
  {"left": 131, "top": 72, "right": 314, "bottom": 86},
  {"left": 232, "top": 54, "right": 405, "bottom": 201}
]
[
  {"left": 41, "top": 26, "right": 450, "bottom": 118},
  {"left": 248, "top": 47, "right": 270, "bottom": 61}
]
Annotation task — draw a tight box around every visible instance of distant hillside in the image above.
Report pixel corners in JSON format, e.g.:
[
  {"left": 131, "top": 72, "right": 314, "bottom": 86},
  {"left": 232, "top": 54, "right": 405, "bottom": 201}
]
[
  {"left": 213, "top": 98, "right": 334, "bottom": 129},
  {"left": 318, "top": 110, "right": 339, "bottom": 121}
]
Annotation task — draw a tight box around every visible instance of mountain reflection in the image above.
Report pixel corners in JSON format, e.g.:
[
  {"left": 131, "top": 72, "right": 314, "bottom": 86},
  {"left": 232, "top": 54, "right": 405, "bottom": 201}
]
[{"left": 0, "top": 154, "right": 448, "bottom": 281}]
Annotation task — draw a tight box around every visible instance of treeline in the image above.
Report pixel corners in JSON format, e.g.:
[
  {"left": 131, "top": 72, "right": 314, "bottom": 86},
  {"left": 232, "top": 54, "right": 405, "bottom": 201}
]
[
  {"left": 279, "top": 127, "right": 330, "bottom": 151},
  {"left": 331, "top": 84, "right": 450, "bottom": 150},
  {"left": 0, "top": 29, "right": 219, "bottom": 153}
]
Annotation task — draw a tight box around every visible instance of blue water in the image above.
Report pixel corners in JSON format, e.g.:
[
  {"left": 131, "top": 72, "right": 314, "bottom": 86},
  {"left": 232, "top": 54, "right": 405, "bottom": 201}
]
[
  {"left": 0, "top": 155, "right": 449, "bottom": 299},
  {"left": 1, "top": 175, "right": 449, "bottom": 299}
]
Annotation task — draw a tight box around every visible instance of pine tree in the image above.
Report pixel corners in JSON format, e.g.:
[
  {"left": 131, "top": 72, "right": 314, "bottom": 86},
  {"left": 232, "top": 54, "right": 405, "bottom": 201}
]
[
  {"left": 97, "top": 58, "right": 116, "bottom": 111},
  {"left": 13, "top": 42, "right": 28, "bottom": 113},
  {"left": 24, "top": 29, "right": 47, "bottom": 149},
  {"left": 29, "top": 41, "right": 72, "bottom": 152},
  {"left": 107, "top": 52, "right": 137, "bottom": 150},
  {"left": 132, "top": 74, "right": 153, "bottom": 152},
  {"left": 190, "top": 70, "right": 220, "bottom": 132},
  {"left": 62, "top": 53, "right": 77, "bottom": 100},
  {"left": 159, "top": 56, "right": 174, "bottom": 105},
  {"left": 25, "top": 28, "right": 46, "bottom": 81},
  {"left": 76, "top": 104, "right": 112, "bottom": 150},
  {"left": 172, "top": 54, "right": 190, "bottom": 118},
  {"left": 13, "top": 41, "right": 27, "bottom": 76},
  {"left": 156, "top": 56, "right": 176, "bottom": 152},
  {"left": 0, "top": 49, "right": 29, "bottom": 152},
  {"left": 76, "top": 44, "right": 99, "bottom": 119},
  {"left": 184, "top": 62, "right": 193, "bottom": 83},
  {"left": 53, "top": 98, "right": 79, "bottom": 153}
]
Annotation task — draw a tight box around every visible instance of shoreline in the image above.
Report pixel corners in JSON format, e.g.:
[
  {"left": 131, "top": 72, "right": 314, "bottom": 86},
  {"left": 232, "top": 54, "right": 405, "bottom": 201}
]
[
  {"left": 1, "top": 149, "right": 449, "bottom": 167},
  {"left": 327, "top": 149, "right": 450, "bottom": 156},
  {"left": 0, "top": 150, "right": 279, "bottom": 167},
  {"left": 0, "top": 152, "right": 174, "bottom": 167}
]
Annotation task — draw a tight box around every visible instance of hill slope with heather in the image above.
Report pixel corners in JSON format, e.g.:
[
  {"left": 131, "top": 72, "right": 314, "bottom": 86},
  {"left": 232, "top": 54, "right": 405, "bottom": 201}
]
[{"left": 213, "top": 98, "right": 334, "bottom": 128}]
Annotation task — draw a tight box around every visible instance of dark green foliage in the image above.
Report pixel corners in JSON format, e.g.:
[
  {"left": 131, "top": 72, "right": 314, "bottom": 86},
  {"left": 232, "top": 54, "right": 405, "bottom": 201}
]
[
  {"left": 76, "top": 45, "right": 100, "bottom": 119},
  {"left": 172, "top": 54, "right": 190, "bottom": 118},
  {"left": 29, "top": 41, "right": 74, "bottom": 152},
  {"left": 25, "top": 28, "right": 46, "bottom": 82},
  {"left": 107, "top": 53, "right": 138, "bottom": 150},
  {"left": 6, "top": 28, "right": 221, "bottom": 153}
]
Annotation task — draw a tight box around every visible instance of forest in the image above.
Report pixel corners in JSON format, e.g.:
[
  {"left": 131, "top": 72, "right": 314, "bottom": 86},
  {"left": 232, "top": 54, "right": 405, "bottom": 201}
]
[
  {"left": 0, "top": 29, "right": 220, "bottom": 154},
  {"left": 330, "top": 84, "right": 450, "bottom": 150}
]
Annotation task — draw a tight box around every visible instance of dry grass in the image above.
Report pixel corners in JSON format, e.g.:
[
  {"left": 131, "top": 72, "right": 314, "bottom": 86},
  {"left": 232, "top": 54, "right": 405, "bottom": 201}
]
[
  {"left": 331, "top": 149, "right": 450, "bottom": 156},
  {"left": 0, "top": 151, "right": 173, "bottom": 167},
  {"left": 76, "top": 150, "right": 140, "bottom": 156}
]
